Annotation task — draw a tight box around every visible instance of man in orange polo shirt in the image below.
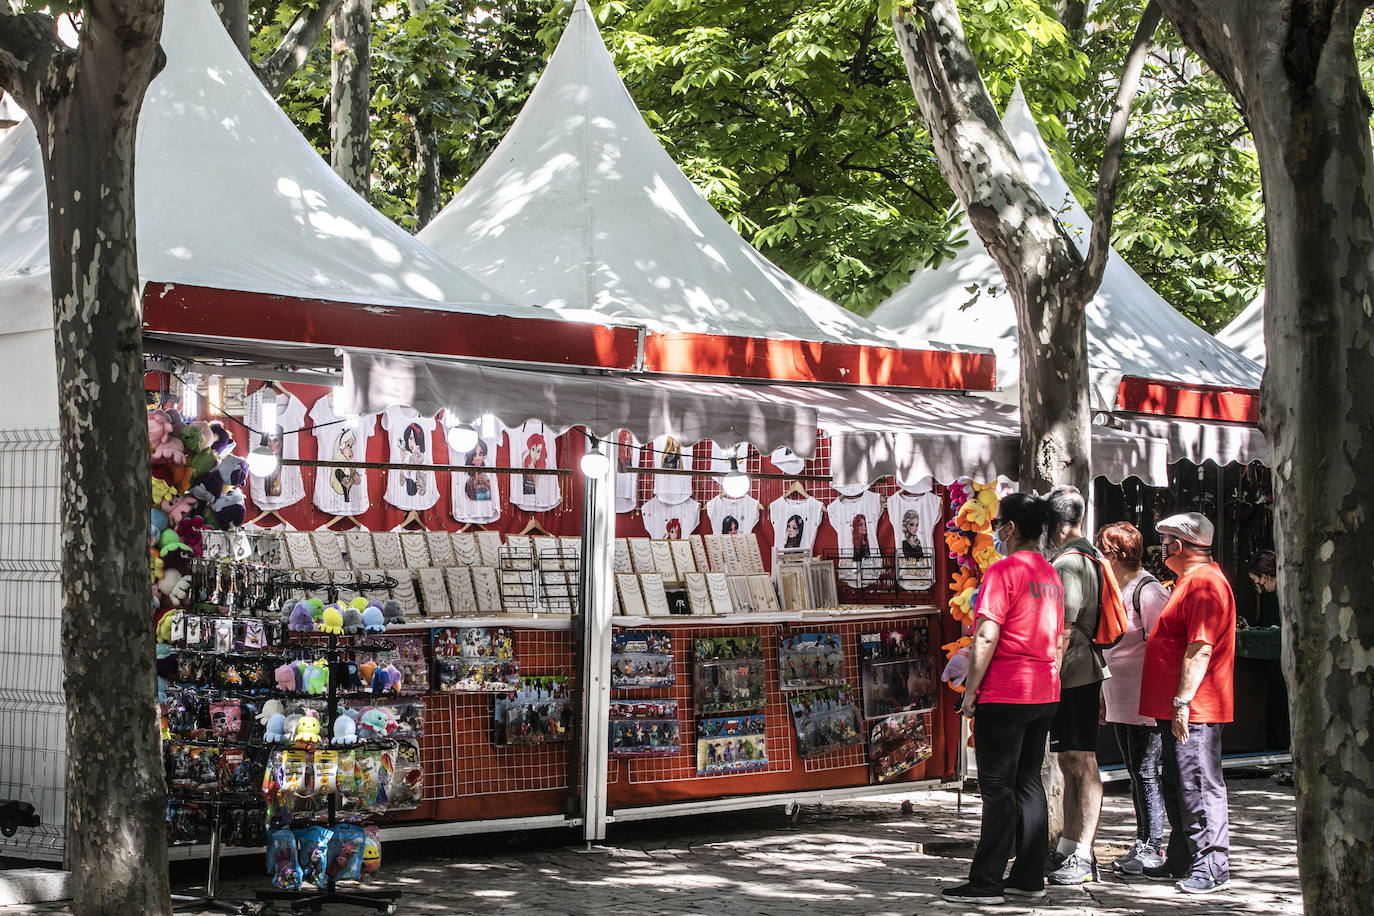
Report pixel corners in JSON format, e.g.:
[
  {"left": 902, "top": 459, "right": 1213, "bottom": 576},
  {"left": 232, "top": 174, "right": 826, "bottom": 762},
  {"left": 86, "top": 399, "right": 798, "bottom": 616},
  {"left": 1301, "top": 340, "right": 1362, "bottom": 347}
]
[{"left": 1139, "top": 512, "right": 1236, "bottom": 895}]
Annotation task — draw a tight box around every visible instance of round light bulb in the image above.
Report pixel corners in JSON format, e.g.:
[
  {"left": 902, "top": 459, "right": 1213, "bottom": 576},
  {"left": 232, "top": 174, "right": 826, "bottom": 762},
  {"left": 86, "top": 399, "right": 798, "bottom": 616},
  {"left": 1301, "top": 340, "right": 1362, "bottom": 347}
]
[
  {"left": 722, "top": 457, "right": 750, "bottom": 497},
  {"left": 247, "top": 444, "right": 279, "bottom": 477},
  {"left": 581, "top": 446, "right": 610, "bottom": 479},
  {"left": 447, "top": 423, "right": 479, "bottom": 453}
]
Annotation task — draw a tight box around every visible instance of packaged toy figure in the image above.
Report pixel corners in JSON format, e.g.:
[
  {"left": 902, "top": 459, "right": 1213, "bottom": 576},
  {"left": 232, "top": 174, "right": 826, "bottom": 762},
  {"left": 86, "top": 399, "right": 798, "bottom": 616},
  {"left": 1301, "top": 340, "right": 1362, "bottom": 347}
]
[
  {"left": 266, "top": 829, "right": 301, "bottom": 890},
  {"left": 296, "top": 825, "right": 334, "bottom": 887},
  {"left": 313, "top": 749, "right": 339, "bottom": 795},
  {"left": 328, "top": 824, "right": 367, "bottom": 883},
  {"left": 210, "top": 700, "right": 241, "bottom": 740},
  {"left": 361, "top": 825, "right": 381, "bottom": 875}
]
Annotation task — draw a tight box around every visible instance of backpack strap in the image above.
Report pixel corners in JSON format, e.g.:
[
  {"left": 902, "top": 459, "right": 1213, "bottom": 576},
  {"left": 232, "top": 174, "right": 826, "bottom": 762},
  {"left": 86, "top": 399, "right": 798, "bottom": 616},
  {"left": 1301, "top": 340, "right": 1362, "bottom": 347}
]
[
  {"left": 1058, "top": 548, "right": 1104, "bottom": 643},
  {"left": 1132, "top": 572, "right": 1159, "bottom": 641}
]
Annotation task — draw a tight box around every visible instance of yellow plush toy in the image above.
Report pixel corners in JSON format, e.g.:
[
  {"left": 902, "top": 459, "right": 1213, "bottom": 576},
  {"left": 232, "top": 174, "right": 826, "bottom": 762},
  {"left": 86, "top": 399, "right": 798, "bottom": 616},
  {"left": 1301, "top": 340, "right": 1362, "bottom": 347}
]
[{"left": 320, "top": 605, "right": 345, "bottom": 636}]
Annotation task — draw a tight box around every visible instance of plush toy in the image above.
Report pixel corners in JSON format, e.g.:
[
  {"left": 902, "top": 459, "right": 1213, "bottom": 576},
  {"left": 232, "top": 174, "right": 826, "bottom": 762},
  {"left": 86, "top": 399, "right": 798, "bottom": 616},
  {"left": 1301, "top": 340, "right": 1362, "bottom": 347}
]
[
  {"left": 155, "top": 611, "right": 177, "bottom": 645},
  {"left": 282, "top": 713, "right": 302, "bottom": 743},
  {"left": 218, "top": 453, "right": 248, "bottom": 487},
  {"left": 258, "top": 699, "right": 285, "bottom": 726},
  {"left": 156, "top": 569, "right": 192, "bottom": 606},
  {"left": 147, "top": 410, "right": 187, "bottom": 465},
  {"left": 382, "top": 599, "right": 406, "bottom": 626},
  {"left": 355, "top": 707, "right": 395, "bottom": 740},
  {"left": 369, "top": 666, "right": 392, "bottom": 696},
  {"left": 212, "top": 488, "right": 246, "bottom": 529},
  {"left": 332, "top": 713, "right": 357, "bottom": 746},
  {"left": 307, "top": 598, "right": 326, "bottom": 623},
  {"left": 341, "top": 606, "right": 365, "bottom": 635},
  {"left": 151, "top": 476, "right": 178, "bottom": 509},
  {"left": 275, "top": 662, "right": 300, "bottom": 693},
  {"left": 288, "top": 601, "right": 315, "bottom": 632},
  {"left": 320, "top": 605, "right": 344, "bottom": 636},
  {"left": 264, "top": 711, "right": 288, "bottom": 743},
  {"left": 150, "top": 508, "right": 170, "bottom": 541},
  {"left": 149, "top": 549, "right": 165, "bottom": 586},
  {"left": 294, "top": 710, "right": 322, "bottom": 747},
  {"left": 158, "top": 528, "right": 192, "bottom": 559},
  {"left": 361, "top": 606, "right": 385, "bottom": 634},
  {"left": 357, "top": 660, "right": 377, "bottom": 686},
  {"left": 161, "top": 493, "right": 198, "bottom": 528},
  {"left": 176, "top": 516, "right": 207, "bottom": 557},
  {"left": 305, "top": 659, "right": 329, "bottom": 695}
]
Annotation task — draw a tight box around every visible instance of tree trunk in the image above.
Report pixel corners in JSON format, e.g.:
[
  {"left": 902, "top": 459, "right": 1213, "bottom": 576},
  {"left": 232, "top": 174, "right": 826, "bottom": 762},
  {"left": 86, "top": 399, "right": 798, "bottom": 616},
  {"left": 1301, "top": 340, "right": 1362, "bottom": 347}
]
[
  {"left": 0, "top": 4, "right": 171, "bottom": 914},
  {"left": 1156, "top": 3, "right": 1374, "bottom": 912},
  {"left": 211, "top": 0, "right": 249, "bottom": 62},
  {"left": 414, "top": 113, "right": 441, "bottom": 229},
  {"left": 889, "top": 0, "right": 1092, "bottom": 494},
  {"left": 254, "top": 0, "right": 343, "bottom": 98},
  {"left": 330, "top": 0, "right": 371, "bottom": 195}
]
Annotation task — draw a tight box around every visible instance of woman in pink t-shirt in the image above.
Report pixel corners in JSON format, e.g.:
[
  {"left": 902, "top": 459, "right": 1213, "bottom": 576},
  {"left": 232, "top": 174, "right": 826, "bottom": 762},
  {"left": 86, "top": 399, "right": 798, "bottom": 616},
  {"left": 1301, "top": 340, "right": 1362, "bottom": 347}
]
[{"left": 943, "top": 493, "right": 1065, "bottom": 906}]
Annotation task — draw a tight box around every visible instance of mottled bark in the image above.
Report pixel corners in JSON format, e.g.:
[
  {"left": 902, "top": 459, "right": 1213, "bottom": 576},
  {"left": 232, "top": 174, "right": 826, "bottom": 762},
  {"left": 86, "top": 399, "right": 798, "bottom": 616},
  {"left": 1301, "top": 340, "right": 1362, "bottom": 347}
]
[
  {"left": 414, "top": 113, "right": 441, "bottom": 229},
  {"left": 255, "top": 0, "right": 342, "bottom": 97},
  {"left": 330, "top": 0, "right": 371, "bottom": 195},
  {"left": 1156, "top": 3, "right": 1374, "bottom": 912},
  {"left": 211, "top": 0, "right": 249, "bottom": 61},
  {"left": 0, "top": 3, "right": 170, "bottom": 915}
]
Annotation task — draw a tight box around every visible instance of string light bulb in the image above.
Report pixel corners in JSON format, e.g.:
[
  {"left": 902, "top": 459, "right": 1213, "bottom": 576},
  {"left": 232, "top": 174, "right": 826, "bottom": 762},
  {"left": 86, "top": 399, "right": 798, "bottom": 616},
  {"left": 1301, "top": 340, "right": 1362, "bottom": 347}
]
[
  {"left": 722, "top": 455, "right": 750, "bottom": 497},
  {"left": 247, "top": 437, "right": 278, "bottom": 477},
  {"left": 446, "top": 416, "right": 479, "bottom": 453},
  {"left": 580, "top": 434, "right": 610, "bottom": 479}
]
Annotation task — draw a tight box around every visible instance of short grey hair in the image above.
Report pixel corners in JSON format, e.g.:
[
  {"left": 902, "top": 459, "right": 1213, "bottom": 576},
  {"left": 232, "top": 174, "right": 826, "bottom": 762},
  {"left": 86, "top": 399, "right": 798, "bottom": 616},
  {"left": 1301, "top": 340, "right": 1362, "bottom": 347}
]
[{"left": 1047, "top": 484, "right": 1086, "bottom": 528}]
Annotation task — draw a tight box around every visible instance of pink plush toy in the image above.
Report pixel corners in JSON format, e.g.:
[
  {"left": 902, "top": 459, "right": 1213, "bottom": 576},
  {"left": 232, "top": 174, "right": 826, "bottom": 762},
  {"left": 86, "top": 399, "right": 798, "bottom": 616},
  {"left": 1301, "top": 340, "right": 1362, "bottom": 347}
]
[
  {"left": 161, "top": 493, "right": 198, "bottom": 528},
  {"left": 176, "top": 516, "right": 207, "bottom": 557},
  {"left": 147, "top": 410, "right": 187, "bottom": 466},
  {"left": 274, "top": 662, "right": 299, "bottom": 693}
]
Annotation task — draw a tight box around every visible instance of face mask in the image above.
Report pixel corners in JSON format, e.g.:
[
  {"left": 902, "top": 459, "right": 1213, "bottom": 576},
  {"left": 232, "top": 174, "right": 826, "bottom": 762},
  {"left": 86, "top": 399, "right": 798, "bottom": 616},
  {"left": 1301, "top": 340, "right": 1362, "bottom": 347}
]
[{"left": 992, "top": 525, "right": 1009, "bottom": 556}]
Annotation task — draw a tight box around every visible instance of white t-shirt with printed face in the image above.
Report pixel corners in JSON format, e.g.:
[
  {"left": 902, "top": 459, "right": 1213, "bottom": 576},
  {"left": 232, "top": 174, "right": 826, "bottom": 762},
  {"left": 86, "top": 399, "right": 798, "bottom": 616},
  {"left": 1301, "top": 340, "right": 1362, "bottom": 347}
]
[
  {"left": 612, "top": 429, "right": 640, "bottom": 514},
  {"left": 246, "top": 387, "right": 308, "bottom": 512},
  {"left": 510, "top": 419, "right": 561, "bottom": 512},
  {"left": 826, "top": 490, "right": 883, "bottom": 586},
  {"left": 648, "top": 434, "right": 693, "bottom": 505},
  {"left": 706, "top": 494, "right": 760, "bottom": 534},
  {"left": 641, "top": 497, "right": 701, "bottom": 539},
  {"left": 381, "top": 406, "right": 439, "bottom": 511},
  {"left": 309, "top": 394, "right": 377, "bottom": 517},
  {"left": 768, "top": 495, "right": 823, "bottom": 553},
  {"left": 448, "top": 416, "right": 503, "bottom": 524},
  {"left": 887, "top": 489, "right": 941, "bottom": 591}
]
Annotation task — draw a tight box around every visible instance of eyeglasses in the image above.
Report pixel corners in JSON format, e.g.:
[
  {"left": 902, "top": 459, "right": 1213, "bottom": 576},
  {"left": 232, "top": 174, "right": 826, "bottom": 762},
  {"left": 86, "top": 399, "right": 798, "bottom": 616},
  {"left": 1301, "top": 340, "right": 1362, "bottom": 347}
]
[{"left": 991, "top": 518, "right": 1005, "bottom": 527}]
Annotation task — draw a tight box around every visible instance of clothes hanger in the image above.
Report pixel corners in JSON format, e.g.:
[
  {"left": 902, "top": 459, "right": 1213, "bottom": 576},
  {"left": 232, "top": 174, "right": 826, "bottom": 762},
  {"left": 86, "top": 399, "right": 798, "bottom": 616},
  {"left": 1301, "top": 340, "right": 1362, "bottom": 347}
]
[
  {"left": 395, "top": 509, "right": 428, "bottom": 531},
  {"left": 246, "top": 508, "right": 290, "bottom": 528},
  {"left": 783, "top": 481, "right": 810, "bottom": 499},
  {"left": 519, "top": 516, "right": 552, "bottom": 536},
  {"left": 319, "top": 514, "right": 361, "bottom": 531}
]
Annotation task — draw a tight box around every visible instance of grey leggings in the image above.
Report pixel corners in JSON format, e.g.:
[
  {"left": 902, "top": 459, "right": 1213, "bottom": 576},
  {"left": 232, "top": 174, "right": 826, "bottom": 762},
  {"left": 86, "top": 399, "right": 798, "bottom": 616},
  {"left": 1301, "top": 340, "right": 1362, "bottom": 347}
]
[{"left": 1114, "top": 722, "right": 1165, "bottom": 844}]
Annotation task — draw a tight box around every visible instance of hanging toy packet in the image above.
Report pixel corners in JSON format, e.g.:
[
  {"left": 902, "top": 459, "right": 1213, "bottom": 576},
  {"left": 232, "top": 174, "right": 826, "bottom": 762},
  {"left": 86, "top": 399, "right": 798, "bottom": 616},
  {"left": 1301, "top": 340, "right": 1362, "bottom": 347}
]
[
  {"left": 361, "top": 824, "right": 382, "bottom": 875},
  {"left": 266, "top": 829, "right": 301, "bottom": 890},
  {"left": 327, "top": 824, "right": 367, "bottom": 883},
  {"left": 295, "top": 825, "right": 334, "bottom": 888}
]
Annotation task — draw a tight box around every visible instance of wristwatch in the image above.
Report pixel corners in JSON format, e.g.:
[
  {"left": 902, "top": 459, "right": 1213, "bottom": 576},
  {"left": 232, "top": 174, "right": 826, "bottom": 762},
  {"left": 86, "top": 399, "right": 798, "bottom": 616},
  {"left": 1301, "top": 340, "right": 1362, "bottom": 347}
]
[{"left": 1172, "top": 696, "right": 1191, "bottom": 709}]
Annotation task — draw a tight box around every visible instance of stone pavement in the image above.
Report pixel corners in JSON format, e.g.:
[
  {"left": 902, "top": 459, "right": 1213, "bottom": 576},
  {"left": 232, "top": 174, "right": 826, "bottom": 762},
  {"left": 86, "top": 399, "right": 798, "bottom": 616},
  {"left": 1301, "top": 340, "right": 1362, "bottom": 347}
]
[{"left": 0, "top": 769, "right": 1302, "bottom": 915}]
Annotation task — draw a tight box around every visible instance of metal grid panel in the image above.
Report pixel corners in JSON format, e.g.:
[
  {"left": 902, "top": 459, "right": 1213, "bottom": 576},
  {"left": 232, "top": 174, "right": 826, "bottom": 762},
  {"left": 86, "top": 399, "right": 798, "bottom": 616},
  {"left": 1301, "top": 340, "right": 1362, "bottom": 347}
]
[
  {"left": 419, "top": 692, "right": 457, "bottom": 801},
  {"left": 613, "top": 614, "right": 935, "bottom": 786},
  {"left": 443, "top": 629, "right": 577, "bottom": 797},
  {"left": 0, "top": 428, "right": 66, "bottom": 860}
]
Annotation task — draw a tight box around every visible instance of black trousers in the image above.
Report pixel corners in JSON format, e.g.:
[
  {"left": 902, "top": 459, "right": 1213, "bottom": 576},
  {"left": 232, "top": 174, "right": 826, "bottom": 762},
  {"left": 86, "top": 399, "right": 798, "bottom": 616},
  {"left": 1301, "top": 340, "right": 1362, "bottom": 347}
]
[{"left": 968, "top": 701, "right": 1058, "bottom": 891}]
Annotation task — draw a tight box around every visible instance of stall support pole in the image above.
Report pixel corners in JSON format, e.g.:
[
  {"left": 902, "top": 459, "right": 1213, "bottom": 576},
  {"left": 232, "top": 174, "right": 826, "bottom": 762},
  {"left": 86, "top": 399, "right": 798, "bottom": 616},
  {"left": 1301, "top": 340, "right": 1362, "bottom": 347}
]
[{"left": 578, "top": 467, "right": 615, "bottom": 843}]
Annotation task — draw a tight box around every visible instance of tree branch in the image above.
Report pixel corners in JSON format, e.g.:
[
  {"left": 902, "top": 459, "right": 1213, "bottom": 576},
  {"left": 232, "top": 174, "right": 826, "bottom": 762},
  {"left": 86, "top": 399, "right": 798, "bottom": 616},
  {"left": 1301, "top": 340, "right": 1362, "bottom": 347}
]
[
  {"left": 254, "top": 0, "right": 342, "bottom": 97},
  {"left": 0, "top": 10, "right": 68, "bottom": 114},
  {"left": 1079, "top": 0, "right": 1162, "bottom": 298}
]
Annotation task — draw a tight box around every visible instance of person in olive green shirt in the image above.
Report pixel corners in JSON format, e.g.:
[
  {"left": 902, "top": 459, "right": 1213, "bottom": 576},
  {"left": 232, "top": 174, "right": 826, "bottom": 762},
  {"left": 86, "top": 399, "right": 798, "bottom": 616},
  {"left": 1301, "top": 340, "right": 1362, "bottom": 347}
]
[{"left": 1045, "top": 485, "right": 1111, "bottom": 885}]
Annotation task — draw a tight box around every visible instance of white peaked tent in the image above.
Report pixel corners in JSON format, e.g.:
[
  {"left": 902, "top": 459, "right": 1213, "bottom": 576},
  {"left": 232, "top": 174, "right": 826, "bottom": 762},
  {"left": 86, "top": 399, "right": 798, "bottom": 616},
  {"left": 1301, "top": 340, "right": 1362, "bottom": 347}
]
[
  {"left": 415, "top": 0, "right": 975, "bottom": 389},
  {"left": 1217, "top": 291, "right": 1266, "bottom": 366},
  {"left": 871, "top": 86, "right": 1262, "bottom": 406},
  {"left": 0, "top": 0, "right": 620, "bottom": 431}
]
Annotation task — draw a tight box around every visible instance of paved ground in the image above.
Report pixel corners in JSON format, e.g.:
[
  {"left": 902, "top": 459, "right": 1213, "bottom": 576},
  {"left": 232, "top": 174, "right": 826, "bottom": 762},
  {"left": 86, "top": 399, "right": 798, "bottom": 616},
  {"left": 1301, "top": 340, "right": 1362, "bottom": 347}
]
[{"left": 1, "top": 767, "right": 1302, "bottom": 914}]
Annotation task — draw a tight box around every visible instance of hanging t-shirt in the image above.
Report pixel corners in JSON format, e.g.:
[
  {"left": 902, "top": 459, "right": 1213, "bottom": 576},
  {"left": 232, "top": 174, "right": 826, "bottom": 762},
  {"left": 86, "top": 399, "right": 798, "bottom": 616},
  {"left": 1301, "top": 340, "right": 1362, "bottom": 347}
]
[
  {"left": 641, "top": 496, "right": 700, "bottom": 539},
  {"left": 448, "top": 415, "right": 503, "bottom": 524},
  {"left": 826, "top": 490, "right": 884, "bottom": 587},
  {"left": 510, "top": 420, "right": 561, "bottom": 512},
  {"left": 308, "top": 393, "right": 377, "bottom": 517},
  {"left": 887, "top": 489, "right": 942, "bottom": 592},
  {"left": 769, "top": 495, "right": 824, "bottom": 553},
  {"left": 380, "top": 406, "right": 439, "bottom": 512},
  {"left": 648, "top": 433, "right": 694, "bottom": 505},
  {"left": 245, "top": 387, "right": 307, "bottom": 512},
  {"left": 612, "top": 429, "right": 640, "bottom": 514},
  {"left": 706, "top": 494, "right": 760, "bottom": 535}
]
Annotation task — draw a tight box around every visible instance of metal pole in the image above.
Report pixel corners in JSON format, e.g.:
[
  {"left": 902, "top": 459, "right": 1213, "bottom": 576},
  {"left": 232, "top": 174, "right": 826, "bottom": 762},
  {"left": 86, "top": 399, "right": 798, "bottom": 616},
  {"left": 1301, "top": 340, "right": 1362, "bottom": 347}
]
[{"left": 578, "top": 465, "right": 615, "bottom": 843}]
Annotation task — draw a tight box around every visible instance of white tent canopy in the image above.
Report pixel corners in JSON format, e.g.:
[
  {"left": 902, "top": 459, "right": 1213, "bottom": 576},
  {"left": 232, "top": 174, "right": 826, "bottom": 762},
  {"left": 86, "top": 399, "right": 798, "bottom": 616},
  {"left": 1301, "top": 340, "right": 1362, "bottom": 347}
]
[
  {"left": 418, "top": 0, "right": 899, "bottom": 349},
  {"left": 870, "top": 86, "right": 1263, "bottom": 410},
  {"left": 0, "top": 0, "right": 548, "bottom": 343},
  {"left": 1216, "top": 291, "right": 1266, "bottom": 366}
]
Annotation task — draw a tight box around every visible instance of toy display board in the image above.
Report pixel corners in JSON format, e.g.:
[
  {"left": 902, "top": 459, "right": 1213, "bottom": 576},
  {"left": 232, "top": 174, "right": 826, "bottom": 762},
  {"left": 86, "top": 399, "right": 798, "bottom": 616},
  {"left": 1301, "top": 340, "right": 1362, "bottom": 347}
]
[
  {"left": 858, "top": 623, "right": 937, "bottom": 720},
  {"left": 432, "top": 627, "right": 518, "bottom": 693},
  {"left": 692, "top": 636, "right": 766, "bottom": 715},
  {"left": 778, "top": 632, "right": 845, "bottom": 691},
  {"left": 868, "top": 711, "right": 933, "bottom": 783},
  {"left": 696, "top": 715, "right": 769, "bottom": 776},
  {"left": 611, "top": 631, "right": 674, "bottom": 688},
  {"left": 787, "top": 686, "right": 864, "bottom": 758},
  {"left": 609, "top": 700, "right": 681, "bottom": 758},
  {"left": 493, "top": 676, "right": 573, "bottom": 746}
]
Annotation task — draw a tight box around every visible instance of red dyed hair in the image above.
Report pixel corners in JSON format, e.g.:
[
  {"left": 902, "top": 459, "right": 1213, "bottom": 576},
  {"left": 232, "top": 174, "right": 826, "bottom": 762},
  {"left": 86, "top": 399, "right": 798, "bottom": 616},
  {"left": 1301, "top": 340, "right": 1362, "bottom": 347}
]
[{"left": 1096, "top": 521, "right": 1144, "bottom": 570}]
